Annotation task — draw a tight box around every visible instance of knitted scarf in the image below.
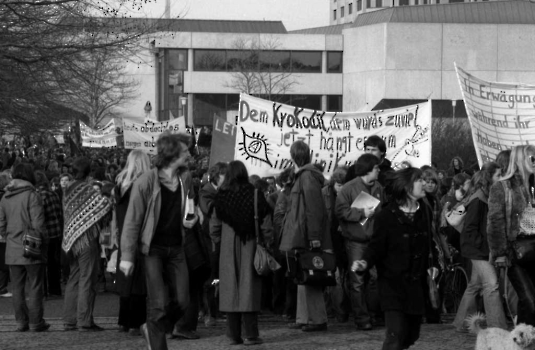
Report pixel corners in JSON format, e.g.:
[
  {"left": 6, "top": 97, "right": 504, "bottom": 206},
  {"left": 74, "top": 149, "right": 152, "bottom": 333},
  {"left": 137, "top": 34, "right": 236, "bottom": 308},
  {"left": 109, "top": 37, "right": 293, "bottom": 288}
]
[
  {"left": 215, "top": 183, "right": 269, "bottom": 243},
  {"left": 62, "top": 180, "right": 112, "bottom": 256}
]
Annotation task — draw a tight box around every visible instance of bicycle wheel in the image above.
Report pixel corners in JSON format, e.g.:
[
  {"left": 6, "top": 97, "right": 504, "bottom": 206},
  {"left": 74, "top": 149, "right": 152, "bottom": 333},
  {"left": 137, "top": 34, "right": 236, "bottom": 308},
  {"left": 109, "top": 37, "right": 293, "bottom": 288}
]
[{"left": 441, "top": 265, "right": 468, "bottom": 315}]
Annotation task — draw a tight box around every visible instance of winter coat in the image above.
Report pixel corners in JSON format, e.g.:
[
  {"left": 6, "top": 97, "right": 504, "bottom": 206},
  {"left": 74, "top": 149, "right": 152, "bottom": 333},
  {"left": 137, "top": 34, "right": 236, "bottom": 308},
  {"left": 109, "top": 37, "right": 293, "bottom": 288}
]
[
  {"left": 279, "top": 164, "right": 333, "bottom": 252},
  {"left": 363, "top": 201, "right": 432, "bottom": 315},
  {"left": 114, "top": 185, "right": 146, "bottom": 297},
  {"left": 346, "top": 158, "right": 393, "bottom": 187},
  {"left": 0, "top": 180, "right": 46, "bottom": 265},
  {"left": 121, "top": 168, "right": 193, "bottom": 263},
  {"left": 487, "top": 176, "right": 528, "bottom": 262},
  {"left": 335, "top": 177, "right": 384, "bottom": 243},
  {"left": 209, "top": 194, "right": 273, "bottom": 312},
  {"left": 460, "top": 189, "right": 490, "bottom": 261},
  {"left": 322, "top": 184, "right": 346, "bottom": 268}
]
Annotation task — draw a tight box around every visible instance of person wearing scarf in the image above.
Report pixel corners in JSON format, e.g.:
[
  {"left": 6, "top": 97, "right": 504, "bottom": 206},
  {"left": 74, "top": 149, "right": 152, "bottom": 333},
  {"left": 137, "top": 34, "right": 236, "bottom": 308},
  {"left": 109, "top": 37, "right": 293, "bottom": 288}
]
[
  {"left": 210, "top": 160, "right": 273, "bottom": 346},
  {"left": 62, "top": 157, "right": 112, "bottom": 332}
]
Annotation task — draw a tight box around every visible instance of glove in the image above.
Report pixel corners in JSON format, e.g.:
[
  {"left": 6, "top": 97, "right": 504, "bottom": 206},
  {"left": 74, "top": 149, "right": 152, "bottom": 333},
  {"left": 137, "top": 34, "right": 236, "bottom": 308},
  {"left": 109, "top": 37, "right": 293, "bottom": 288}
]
[{"left": 119, "top": 260, "right": 134, "bottom": 277}]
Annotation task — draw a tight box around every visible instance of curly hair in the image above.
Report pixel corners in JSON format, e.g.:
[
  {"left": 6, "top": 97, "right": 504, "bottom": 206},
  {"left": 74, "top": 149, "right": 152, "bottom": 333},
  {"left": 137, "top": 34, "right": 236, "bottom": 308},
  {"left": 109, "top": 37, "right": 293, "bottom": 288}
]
[{"left": 154, "top": 131, "right": 192, "bottom": 169}]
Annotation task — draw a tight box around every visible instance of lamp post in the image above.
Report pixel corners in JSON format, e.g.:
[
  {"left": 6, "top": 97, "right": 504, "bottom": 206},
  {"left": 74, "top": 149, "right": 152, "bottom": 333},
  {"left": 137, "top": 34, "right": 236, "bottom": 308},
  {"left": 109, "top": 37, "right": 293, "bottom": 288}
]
[{"left": 452, "top": 100, "right": 457, "bottom": 123}]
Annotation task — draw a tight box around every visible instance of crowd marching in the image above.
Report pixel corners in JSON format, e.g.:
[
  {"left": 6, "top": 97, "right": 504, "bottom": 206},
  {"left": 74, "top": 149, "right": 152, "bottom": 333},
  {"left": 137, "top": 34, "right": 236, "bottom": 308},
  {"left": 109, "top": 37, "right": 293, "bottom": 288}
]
[{"left": 1, "top": 131, "right": 535, "bottom": 350}]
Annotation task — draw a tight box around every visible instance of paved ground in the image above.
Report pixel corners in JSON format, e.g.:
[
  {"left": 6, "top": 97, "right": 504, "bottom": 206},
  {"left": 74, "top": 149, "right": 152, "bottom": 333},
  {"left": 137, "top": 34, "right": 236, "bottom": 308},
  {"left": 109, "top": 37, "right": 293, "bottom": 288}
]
[{"left": 0, "top": 281, "right": 478, "bottom": 350}]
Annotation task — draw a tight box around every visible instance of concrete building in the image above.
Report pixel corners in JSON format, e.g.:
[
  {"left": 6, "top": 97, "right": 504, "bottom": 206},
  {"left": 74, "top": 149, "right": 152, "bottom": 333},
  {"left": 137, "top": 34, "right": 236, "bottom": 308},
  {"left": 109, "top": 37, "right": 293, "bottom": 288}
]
[{"left": 119, "top": 1, "right": 535, "bottom": 126}]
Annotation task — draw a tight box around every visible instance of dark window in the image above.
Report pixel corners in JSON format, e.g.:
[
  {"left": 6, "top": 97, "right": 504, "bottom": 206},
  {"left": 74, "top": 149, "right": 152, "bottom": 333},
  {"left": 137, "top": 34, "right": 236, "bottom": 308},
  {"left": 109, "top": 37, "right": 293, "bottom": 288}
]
[
  {"left": 290, "top": 95, "right": 322, "bottom": 110},
  {"left": 414, "top": 0, "right": 419, "bottom": 4},
  {"left": 357, "top": 0, "right": 362, "bottom": 10},
  {"left": 399, "top": 0, "right": 409, "bottom": 5},
  {"left": 327, "top": 52, "right": 343, "bottom": 73},
  {"left": 193, "top": 94, "right": 227, "bottom": 126},
  {"left": 327, "top": 95, "right": 343, "bottom": 112},
  {"left": 376, "top": 0, "right": 383, "bottom": 6},
  {"left": 423, "top": 0, "right": 428, "bottom": 3},
  {"left": 227, "top": 94, "right": 240, "bottom": 111},
  {"left": 194, "top": 50, "right": 226, "bottom": 71},
  {"left": 341, "top": 6, "right": 345, "bottom": 17},
  {"left": 291, "top": 51, "right": 321, "bottom": 73},
  {"left": 168, "top": 49, "right": 187, "bottom": 70},
  {"left": 367, "top": 0, "right": 371, "bottom": 8},
  {"left": 333, "top": 9, "right": 336, "bottom": 20},
  {"left": 227, "top": 50, "right": 258, "bottom": 71},
  {"left": 259, "top": 50, "right": 291, "bottom": 72},
  {"left": 449, "top": 0, "right": 464, "bottom": 2},
  {"left": 349, "top": 3, "right": 353, "bottom": 14}
]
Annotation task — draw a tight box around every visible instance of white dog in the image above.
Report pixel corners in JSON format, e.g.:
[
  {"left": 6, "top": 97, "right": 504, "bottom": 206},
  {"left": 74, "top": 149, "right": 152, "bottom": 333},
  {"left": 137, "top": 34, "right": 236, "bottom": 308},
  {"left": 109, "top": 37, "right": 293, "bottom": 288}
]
[{"left": 466, "top": 313, "right": 535, "bottom": 350}]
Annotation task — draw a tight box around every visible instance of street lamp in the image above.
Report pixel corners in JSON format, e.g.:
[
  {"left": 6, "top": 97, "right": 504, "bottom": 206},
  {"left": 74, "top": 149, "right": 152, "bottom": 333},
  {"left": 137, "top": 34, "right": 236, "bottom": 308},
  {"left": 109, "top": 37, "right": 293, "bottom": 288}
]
[{"left": 452, "top": 100, "right": 457, "bottom": 123}]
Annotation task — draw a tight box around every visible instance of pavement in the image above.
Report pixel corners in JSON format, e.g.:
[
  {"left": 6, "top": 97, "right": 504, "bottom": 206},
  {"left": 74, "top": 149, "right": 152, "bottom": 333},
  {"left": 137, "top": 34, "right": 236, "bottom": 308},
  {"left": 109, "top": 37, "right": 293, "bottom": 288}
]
[{"left": 0, "top": 282, "right": 478, "bottom": 350}]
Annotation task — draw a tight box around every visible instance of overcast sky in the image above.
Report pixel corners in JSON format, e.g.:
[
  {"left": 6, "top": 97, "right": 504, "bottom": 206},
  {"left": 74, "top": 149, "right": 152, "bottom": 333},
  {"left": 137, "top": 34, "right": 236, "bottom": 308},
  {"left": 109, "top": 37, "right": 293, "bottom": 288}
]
[{"left": 133, "top": 0, "right": 330, "bottom": 31}]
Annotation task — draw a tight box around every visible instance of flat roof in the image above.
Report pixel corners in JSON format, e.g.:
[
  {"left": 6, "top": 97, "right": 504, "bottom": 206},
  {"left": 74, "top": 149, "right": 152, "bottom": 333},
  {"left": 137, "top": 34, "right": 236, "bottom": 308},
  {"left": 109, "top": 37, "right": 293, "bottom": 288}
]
[
  {"left": 289, "top": 23, "right": 351, "bottom": 35},
  {"left": 354, "top": 1, "right": 535, "bottom": 27}
]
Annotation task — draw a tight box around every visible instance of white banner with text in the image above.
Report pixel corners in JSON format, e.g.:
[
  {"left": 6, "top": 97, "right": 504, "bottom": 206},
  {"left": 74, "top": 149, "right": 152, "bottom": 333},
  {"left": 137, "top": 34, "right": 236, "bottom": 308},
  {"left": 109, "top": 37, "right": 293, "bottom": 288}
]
[
  {"left": 123, "top": 118, "right": 186, "bottom": 154},
  {"left": 234, "top": 94, "right": 432, "bottom": 178},
  {"left": 80, "top": 120, "right": 117, "bottom": 148}
]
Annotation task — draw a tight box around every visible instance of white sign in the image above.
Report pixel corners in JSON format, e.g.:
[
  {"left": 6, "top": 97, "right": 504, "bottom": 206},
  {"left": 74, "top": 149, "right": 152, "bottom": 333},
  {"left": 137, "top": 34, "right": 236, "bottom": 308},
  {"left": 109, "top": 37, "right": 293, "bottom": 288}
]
[
  {"left": 234, "top": 94, "right": 432, "bottom": 178},
  {"left": 80, "top": 120, "right": 117, "bottom": 148},
  {"left": 455, "top": 64, "right": 535, "bottom": 166},
  {"left": 123, "top": 118, "right": 187, "bottom": 154}
]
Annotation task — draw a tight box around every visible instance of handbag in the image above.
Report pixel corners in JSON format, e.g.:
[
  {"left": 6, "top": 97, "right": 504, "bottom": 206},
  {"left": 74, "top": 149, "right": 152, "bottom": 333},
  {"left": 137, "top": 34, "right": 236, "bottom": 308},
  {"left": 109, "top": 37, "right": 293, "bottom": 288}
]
[
  {"left": 445, "top": 203, "right": 466, "bottom": 233},
  {"left": 294, "top": 249, "right": 336, "bottom": 287},
  {"left": 425, "top": 205, "right": 441, "bottom": 310},
  {"left": 22, "top": 228, "right": 42, "bottom": 259},
  {"left": 253, "top": 189, "right": 281, "bottom": 276}
]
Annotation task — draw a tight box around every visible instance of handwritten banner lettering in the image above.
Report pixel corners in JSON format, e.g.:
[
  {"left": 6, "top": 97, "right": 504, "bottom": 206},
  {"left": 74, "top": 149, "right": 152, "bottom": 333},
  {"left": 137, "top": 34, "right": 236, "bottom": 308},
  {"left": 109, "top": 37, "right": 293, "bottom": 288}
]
[
  {"left": 122, "top": 117, "right": 186, "bottom": 154},
  {"left": 80, "top": 120, "right": 117, "bottom": 148},
  {"left": 455, "top": 64, "right": 535, "bottom": 167},
  {"left": 234, "top": 94, "right": 432, "bottom": 178}
]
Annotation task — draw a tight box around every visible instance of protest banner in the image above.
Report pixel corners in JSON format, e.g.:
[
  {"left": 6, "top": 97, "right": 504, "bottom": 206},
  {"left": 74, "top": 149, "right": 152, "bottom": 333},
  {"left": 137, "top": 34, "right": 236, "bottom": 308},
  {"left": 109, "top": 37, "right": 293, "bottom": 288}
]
[
  {"left": 234, "top": 94, "right": 432, "bottom": 178},
  {"left": 209, "top": 116, "right": 237, "bottom": 167},
  {"left": 455, "top": 64, "right": 535, "bottom": 167},
  {"left": 80, "top": 120, "right": 117, "bottom": 148},
  {"left": 122, "top": 117, "right": 187, "bottom": 154}
]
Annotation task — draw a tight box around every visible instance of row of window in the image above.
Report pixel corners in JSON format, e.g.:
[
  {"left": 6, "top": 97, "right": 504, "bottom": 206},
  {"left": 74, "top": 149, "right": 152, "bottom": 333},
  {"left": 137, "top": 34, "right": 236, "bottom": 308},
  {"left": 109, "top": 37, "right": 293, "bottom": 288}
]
[
  {"left": 160, "top": 94, "right": 343, "bottom": 124},
  {"left": 193, "top": 50, "right": 343, "bottom": 73}
]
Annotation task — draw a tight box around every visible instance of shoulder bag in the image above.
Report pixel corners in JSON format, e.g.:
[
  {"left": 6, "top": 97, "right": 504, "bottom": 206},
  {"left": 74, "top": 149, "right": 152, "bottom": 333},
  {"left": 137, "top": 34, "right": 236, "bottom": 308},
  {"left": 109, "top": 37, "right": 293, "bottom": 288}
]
[
  {"left": 253, "top": 189, "right": 281, "bottom": 276},
  {"left": 22, "top": 192, "right": 43, "bottom": 260}
]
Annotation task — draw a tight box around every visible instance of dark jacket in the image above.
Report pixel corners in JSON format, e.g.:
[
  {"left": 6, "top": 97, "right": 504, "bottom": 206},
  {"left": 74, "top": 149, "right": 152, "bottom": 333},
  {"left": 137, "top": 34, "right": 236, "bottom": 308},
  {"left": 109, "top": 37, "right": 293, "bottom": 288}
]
[
  {"left": 335, "top": 177, "right": 384, "bottom": 243},
  {"left": 322, "top": 184, "right": 346, "bottom": 268},
  {"left": 0, "top": 180, "right": 46, "bottom": 265},
  {"left": 460, "top": 189, "right": 490, "bottom": 260},
  {"left": 363, "top": 201, "right": 431, "bottom": 315},
  {"left": 487, "top": 176, "right": 528, "bottom": 262},
  {"left": 279, "top": 164, "right": 332, "bottom": 252},
  {"left": 346, "top": 158, "right": 394, "bottom": 187}
]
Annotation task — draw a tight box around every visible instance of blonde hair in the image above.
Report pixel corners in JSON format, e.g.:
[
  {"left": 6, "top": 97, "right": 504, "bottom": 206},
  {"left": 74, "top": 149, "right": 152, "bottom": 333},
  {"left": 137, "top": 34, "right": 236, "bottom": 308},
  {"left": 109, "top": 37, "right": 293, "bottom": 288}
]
[
  {"left": 115, "top": 150, "right": 151, "bottom": 194},
  {"left": 500, "top": 145, "right": 535, "bottom": 191}
]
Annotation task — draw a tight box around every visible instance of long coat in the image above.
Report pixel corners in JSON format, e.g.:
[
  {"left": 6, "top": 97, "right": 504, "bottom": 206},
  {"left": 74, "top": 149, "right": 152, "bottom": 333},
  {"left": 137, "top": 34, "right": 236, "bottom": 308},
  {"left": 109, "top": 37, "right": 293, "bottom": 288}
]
[
  {"left": 363, "top": 201, "right": 432, "bottom": 315},
  {"left": 210, "top": 200, "right": 273, "bottom": 312}
]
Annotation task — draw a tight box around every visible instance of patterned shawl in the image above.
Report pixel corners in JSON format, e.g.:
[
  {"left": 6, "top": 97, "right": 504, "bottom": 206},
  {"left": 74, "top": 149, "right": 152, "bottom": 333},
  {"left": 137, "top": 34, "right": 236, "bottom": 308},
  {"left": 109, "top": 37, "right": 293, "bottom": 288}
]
[{"left": 62, "top": 180, "right": 112, "bottom": 255}]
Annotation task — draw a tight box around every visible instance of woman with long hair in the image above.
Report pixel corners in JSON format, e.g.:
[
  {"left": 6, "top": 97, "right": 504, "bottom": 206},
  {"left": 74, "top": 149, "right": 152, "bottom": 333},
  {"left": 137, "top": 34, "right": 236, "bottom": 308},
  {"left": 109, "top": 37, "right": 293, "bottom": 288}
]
[
  {"left": 488, "top": 145, "right": 535, "bottom": 326},
  {"left": 0, "top": 163, "right": 49, "bottom": 331},
  {"left": 352, "top": 167, "right": 434, "bottom": 350},
  {"left": 210, "top": 160, "right": 273, "bottom": 345},
  {"left": 453, "top": 162, "right": 507, "bottom": 332},
  {"left": 115, "top": 149, "right": 151, "bottom": 335}
]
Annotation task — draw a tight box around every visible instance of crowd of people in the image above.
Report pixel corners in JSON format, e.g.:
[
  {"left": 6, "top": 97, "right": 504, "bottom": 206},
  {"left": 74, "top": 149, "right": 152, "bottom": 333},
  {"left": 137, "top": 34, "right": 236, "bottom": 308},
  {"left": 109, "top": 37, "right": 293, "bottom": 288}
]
[{"left": 0, "top": 133, "right": 535, "bottom": 350}]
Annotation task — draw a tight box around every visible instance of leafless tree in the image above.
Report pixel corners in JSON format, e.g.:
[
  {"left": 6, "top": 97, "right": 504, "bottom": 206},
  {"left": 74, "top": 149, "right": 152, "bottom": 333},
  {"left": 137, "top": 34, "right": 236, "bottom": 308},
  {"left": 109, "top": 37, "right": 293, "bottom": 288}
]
[{"left": 225, "top": 36, "right": 299, "bottom": 101}]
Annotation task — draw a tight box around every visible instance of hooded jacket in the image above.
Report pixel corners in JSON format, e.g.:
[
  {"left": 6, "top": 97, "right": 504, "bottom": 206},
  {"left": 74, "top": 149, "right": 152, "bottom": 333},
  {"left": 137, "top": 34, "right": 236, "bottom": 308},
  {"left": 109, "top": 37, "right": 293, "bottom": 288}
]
[
  {"left": 0, "top": 179, "right": 46, "bottom": 264},
  {"left": 279, "top": 164, "right": 332, "bottom": 252}
]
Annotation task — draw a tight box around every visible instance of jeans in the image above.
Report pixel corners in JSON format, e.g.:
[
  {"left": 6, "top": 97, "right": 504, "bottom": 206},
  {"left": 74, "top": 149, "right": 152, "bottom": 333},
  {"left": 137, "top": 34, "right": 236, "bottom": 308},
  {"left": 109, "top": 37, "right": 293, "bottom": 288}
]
[
  {"left": 46, "top": 237, "right": 62, "bottom": 295},
  {"left": 345, "top": 240, "right": 371, "bottom": 325},
  {"left": 507, "top": 262, "right": 535, "bottom": 326},
  {"left": 10, "top": 264, "right": 46, "bottom": 330},
  {"left": 325, "top": 267, "right": 350, "bottom": 321},
  {"left": 453, "top": 259, "right": 507, "bottom": 330},
  {"left": 144, "top": 244, "right": 189, "bottom": 350},
  {"left": 63, "top": 237, "right": 100, "bottom": 328},
  {"left": 226, "top": 312, "right": 259, "bottom": 340},
  {"left": 176, "top": 266, "right": 208, "bottom": 332},
  {"left": 383, "top": 311, "right": 422, "bottom": 350}
]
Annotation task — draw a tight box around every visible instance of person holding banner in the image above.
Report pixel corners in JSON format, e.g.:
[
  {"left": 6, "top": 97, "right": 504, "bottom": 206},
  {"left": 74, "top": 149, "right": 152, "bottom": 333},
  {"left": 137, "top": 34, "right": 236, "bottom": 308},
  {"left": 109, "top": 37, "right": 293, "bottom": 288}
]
[{"left": 487, "top": 145, "right": 535, "bottom": 326}]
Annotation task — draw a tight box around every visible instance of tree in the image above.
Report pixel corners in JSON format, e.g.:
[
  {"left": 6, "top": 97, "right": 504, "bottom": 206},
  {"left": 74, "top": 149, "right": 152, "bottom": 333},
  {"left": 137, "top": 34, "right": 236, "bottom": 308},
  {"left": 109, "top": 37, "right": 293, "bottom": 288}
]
[
  {"left": 0, "top": 0, "right": 173, "bottom": 133},
  {"left": 225, "top": 36, "right": 298, "bottom": 101},
  {"left": 431, "top": 117, "right": 478, "bottom": 172}
]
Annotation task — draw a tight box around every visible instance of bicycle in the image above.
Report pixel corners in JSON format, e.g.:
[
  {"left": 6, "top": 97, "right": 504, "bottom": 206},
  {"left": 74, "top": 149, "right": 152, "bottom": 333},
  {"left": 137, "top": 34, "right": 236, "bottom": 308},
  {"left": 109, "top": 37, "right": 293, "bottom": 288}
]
[{"left": 440, "top": 262, "right": 468, "bottom": 315}]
